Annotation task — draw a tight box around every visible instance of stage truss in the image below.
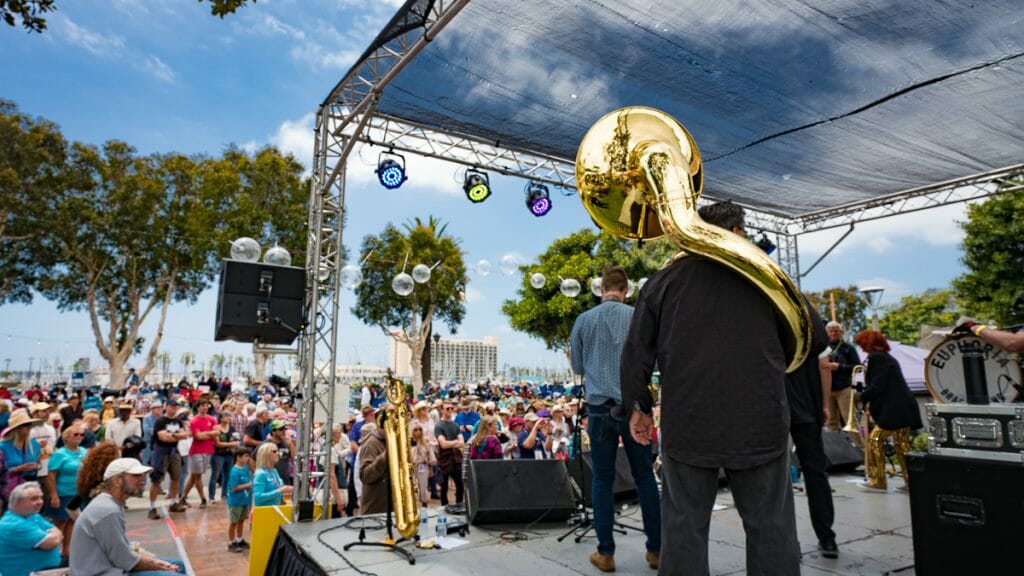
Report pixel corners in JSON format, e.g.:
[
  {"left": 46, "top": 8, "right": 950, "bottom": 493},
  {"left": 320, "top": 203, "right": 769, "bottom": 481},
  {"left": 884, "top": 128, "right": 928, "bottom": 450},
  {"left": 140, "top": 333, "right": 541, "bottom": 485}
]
[{"left": 293, "top": 0, "right": 1024, "bottom": 517}]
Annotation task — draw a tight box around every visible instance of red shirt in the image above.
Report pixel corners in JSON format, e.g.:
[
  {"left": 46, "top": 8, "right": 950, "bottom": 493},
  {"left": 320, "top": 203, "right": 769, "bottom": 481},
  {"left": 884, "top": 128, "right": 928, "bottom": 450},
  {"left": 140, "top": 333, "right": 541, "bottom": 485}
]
[{"left": 189, "top": 414, "right": 217, "bottom": 455}]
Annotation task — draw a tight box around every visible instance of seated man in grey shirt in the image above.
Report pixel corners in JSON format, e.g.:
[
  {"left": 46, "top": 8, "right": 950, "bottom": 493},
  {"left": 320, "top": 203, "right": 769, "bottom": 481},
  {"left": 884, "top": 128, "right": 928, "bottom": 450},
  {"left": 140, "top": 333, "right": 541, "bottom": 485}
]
[{"left": 70, "top": 458, "right": 186, "bottom": 576}]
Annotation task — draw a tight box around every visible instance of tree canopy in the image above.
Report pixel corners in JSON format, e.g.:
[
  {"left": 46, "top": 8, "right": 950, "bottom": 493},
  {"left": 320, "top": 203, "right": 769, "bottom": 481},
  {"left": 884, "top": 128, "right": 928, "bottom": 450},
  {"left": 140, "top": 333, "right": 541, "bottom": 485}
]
[
  {"left": 501, "top": 229, "right": 675, "bottom": 368},
  {"left": 952, "top": 187, "right": 1024, "bottom": 327},
  {"left": 2, "top": 0, "right": 253, "bottom": 33},
  {"left": 802, "top": 285, "right": 870, "bottom": 336},
  {"left": 351, "top": 216, "right": 467, "bottom": 392},
  {"left": 877, "top": 288, "right": 959, "bottom": 345},
  {"left": 1, "top": 101, "right": 307, "bottom": 388}
]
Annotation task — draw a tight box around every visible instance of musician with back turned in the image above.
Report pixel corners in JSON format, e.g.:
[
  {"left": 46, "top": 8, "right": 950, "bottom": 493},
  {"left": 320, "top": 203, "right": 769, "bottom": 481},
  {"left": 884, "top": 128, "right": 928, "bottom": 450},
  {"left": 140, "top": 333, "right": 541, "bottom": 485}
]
[
  {"left": 570, "top": 264, "right": 661, "bottom": 573},
  {"left": 621, "top": 200, "right": 800, "bottom": 576}
]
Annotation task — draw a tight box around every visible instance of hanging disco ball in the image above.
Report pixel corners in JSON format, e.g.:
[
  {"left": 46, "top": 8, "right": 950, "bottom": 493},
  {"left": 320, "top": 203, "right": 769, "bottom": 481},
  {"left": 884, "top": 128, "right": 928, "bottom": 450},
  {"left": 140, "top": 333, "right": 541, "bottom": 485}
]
[
  {"left": 530, "top": 272, "right": 546, "bottom": 289},
  {"left": 230, "top": 237, "right": 261, "bottom": 262},
  {"left": 475, "top": 259, "right": 492, "bottom": 276},
  {"left": 560, "top": 278, "right": 581, "bottom": 298},
  {"left": 590, "top": 277, "right": 602, "bottom": 297},
  {"left": 500, "top": 254, "right": 519, "bottom": 275},
  {"left": 340, "top": 264, "right": 363, "bottom": 289},
  {"left": 392, "top": 273, "right": 415, "bottom": 296},
  {"left": 626, "top": 279, "right": 636, "bottom": 298},
  {"left": 263, "top": 245, "right": 292, "bottom": 267},
  {"left": 412, "top": 263, "right": 432, "bottom": 284}
]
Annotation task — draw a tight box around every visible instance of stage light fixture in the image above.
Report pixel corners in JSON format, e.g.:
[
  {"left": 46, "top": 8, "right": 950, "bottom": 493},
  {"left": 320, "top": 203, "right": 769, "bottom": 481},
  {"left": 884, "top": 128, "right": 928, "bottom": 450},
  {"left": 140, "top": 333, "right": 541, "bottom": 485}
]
[
  {"left": 376, "top": 151, "right": 407, "bottom": 190},
  {"left": 463, "top": 169, "right": 491, "bottom": 203},
  {"left": 755, "top": 233, "right": 776, "bottom": 255},
  {"left": 525, "top": 181, "right": 551, "bottom": 217}
]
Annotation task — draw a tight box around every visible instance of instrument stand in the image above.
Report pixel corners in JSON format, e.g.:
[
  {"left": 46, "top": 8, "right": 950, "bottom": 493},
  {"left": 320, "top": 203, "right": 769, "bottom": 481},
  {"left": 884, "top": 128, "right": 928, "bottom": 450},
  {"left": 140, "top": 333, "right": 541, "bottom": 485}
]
[
  {"left": 343, "top": 437, "right": 416, "bottom": 564},
  {"left": 557, "top": 379, "right": 635, "bottom": 543}
]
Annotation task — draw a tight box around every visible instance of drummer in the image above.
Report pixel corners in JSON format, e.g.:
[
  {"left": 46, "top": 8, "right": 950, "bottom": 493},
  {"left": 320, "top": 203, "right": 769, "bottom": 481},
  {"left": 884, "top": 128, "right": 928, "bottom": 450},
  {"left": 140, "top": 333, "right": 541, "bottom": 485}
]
[{"left": 954, "top": 319, "right": 1024, "bottom": 353}]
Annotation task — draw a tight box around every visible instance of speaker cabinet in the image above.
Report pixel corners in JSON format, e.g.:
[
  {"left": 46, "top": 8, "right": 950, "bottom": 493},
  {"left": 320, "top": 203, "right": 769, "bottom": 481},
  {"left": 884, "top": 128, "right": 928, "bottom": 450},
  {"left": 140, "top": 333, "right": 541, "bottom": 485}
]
[
  {"left": 467, "top": 459, "right": 575, "bottom": 525},
  {"left": 567, "top": 448, "right": 638, "bottom": 506},
  {"left": 215, "top": 259, "right": 305, "bottom": 345},
  {"left": 907, "top": 452, "right": 1024, "bottom": 574},
  {"left": 821, "top": 430, "right": 864, "bottom": 471}
]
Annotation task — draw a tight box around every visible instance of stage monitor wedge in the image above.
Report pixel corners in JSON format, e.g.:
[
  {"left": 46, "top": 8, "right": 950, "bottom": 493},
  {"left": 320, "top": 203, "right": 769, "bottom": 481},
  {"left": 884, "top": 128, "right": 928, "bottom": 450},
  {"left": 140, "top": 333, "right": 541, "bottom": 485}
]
[
  {"left": 467, "top": 459, "right": 575, "bottom": 525},
  {"left": 215, "top": 259, "right": 305, "bottom": 345}
]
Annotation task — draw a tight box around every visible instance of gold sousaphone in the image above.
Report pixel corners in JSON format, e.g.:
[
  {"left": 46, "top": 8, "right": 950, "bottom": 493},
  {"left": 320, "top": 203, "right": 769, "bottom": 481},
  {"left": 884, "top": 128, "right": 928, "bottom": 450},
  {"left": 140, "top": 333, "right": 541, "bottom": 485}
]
[
  {"left": 576, "top": 107, "right": 811, "bottom": 372},
  {"left": 377, "top": 370, "right": 419, "bottom": 539}
]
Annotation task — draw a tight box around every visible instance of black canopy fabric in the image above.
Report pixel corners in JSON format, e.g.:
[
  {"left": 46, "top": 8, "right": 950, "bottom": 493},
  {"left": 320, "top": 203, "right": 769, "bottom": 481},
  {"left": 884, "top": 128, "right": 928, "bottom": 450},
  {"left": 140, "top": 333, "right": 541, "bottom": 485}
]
[{"left": 333, "top": 0, "right": 1023, "bottom": 218}]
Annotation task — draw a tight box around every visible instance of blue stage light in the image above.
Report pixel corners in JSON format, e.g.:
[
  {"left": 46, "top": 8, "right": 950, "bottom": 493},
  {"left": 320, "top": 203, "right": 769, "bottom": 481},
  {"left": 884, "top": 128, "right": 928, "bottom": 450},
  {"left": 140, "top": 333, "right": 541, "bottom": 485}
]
[{"left": 376, "top": 153, "right": 407, "bottom": 190}]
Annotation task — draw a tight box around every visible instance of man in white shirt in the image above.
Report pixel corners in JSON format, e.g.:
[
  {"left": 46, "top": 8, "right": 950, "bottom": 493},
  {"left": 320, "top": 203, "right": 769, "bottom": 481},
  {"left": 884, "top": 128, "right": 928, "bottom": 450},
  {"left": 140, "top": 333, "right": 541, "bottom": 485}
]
[{"left": 106, "top": 402, "right": 142, "bottom": 448}]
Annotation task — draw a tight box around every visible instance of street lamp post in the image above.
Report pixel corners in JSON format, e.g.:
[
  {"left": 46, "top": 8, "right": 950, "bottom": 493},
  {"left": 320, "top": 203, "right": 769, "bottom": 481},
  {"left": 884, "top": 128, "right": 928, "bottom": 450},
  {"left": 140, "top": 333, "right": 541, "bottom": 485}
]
[{"left": 859, "top": 286, "right": 885, "bottom": 331}]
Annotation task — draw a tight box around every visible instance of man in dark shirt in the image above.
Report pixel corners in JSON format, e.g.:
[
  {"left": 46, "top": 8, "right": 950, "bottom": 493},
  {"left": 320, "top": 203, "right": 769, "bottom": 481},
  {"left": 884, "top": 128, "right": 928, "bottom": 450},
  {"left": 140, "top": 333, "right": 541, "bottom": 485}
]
[
  {"left": 825, "top": 321, "right": 861, "bottom": 439},
  {"left": 147, "top": 401, "right": 189, "bottom": 518},
  {"left": 620, "top": 201, "right": 801, "bottom": 575},
  {"left": 243, "top": 408, "right": 270, "bottom": 457},
  {"left": 786, "top": 307, "right": 840, "bottom": 558},
  {"left": 434, "top": 400, "right": 465, "bottom": 506}
]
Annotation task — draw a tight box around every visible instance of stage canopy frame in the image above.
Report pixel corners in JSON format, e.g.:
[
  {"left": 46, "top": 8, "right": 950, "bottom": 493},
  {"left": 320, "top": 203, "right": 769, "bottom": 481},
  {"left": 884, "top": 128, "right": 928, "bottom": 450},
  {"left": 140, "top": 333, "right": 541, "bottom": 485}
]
[{"left": 293, "top": 0, "right": 1024, "bottom": 515}]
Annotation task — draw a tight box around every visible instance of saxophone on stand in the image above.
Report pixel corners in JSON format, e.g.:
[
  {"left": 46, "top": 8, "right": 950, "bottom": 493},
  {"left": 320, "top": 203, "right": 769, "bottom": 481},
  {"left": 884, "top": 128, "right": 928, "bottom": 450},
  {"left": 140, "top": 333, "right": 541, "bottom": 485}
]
[{"left": 377, "top": 370, "right": 420, "bottom": 540}]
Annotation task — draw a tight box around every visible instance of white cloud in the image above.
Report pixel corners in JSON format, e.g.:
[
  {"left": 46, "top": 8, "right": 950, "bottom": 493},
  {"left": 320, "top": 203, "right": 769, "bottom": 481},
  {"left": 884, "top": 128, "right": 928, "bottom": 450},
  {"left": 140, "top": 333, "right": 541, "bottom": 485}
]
[
  {"left": 797, "top": 202, "right": 968, "bottom": 260},
  {"left": 464, "top": 286, "right": 485, "bottom": 304},
  {"left": 54, "top": 14, "right": 126, "bottom": 56},
  {"left": 140, "top": 54, "right": 175, "bottom": 83},
  {"left": 51, "top": 14, "right": 176, "bottom": 84},
  {"left": 268, "top": 113, "right": 316, "bottom": 171}
]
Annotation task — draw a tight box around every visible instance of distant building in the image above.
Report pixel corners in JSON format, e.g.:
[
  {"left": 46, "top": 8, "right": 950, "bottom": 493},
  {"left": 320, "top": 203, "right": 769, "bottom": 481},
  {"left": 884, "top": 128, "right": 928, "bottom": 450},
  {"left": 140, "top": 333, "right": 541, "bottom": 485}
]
[{"left": 429, "top": 336, "right": 499, "bottom": 383}]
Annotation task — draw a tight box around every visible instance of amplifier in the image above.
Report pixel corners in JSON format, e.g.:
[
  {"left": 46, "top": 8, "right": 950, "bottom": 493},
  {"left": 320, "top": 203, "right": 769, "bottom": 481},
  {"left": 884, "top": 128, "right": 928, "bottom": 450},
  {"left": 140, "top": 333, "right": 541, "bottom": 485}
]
[
  {"left": 926, "top": 403, "right": 1024, "bottom": 463},
  {"left": 907, "top": 452, "right": 1024, "bottom": 574}
]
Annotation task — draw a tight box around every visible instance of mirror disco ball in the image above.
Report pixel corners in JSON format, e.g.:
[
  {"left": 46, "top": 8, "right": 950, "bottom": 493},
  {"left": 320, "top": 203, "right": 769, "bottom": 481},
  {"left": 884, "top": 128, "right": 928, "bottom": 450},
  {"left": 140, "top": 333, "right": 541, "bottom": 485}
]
[
  {"left": 392, "top": 273, "right": 415, "bottom": 296},
  {"left": 475, "top": 259, "right": 492, "bottom": 276},
  {"left": 263, "top": 245, "right": 291, "bottom": 267},
  {"left": 560, "top": 278, "right": 581, "bottom": 298},
  {"left": 500, "top": 254, "right": 519, "bottom": 275},
  {"left": 530, "top": 272, "right": 546, "bottom": 289},
  {"left": 412, "top": 263, "right": 432, "bottom": 284},
  {"left": 340, "top": 264, "right": 363, "bottom": 289},
  {"left": 230, "top": 237, "right": 261, "bottom": 262}
]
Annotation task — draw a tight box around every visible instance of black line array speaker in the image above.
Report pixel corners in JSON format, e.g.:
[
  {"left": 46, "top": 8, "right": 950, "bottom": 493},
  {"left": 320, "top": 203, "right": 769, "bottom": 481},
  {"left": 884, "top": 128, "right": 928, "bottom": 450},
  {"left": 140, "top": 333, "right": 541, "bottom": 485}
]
[
  {"left": 568, "top": 448, "right": 638, "bottom": 507},
  {"left": 215, "top": 259, "right": 305, "bottom": 345},
  {"left": 467, "top": 459, "right": 575, "bottom": 525},
  {"left": 907, "top": 452, "right": 1023, "bottom": 575}
]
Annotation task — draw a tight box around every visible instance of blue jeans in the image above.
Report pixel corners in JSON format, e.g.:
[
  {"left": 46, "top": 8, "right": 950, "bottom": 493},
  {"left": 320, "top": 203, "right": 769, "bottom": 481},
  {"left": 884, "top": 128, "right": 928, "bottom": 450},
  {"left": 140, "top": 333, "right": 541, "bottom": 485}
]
[
  {"left": 587, "top": 405, "right": 661, "bottom": 556},
  {"left": 209, "top": 454, "right": 234, "bottom": 500},
  {"left": 134, "top": 557, "right": 186, "bottom": 576}
]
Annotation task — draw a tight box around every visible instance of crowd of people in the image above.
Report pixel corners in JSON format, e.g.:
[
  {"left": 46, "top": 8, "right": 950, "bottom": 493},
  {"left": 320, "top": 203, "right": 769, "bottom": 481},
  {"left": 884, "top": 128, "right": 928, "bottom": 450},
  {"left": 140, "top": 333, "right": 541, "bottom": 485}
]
[{"left": 6, "top": 202, "right": 1001, "bottom": 576}]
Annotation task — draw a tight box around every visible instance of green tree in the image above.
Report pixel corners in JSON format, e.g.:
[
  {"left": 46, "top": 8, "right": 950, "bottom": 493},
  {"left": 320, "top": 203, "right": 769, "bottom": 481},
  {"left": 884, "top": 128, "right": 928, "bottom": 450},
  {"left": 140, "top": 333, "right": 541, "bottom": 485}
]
[
  {"left": 352, "top": 216, "right": 467, "bottom": 394},
  {"left": 952, "top": 187, "right": 1024, "bottom": 326},
  {"left": 878, "top": 289, "right": 959, "bottom": 344},
  {"left": 501, "top": 229, "right": 675, "bottom": 369},
  {"left": 0, "top": 99, "right": 66, "bottom": 304},
  {"left": 802, "top": 285, "right": 870, "bottom": 336},
  {"left": 2, "top": 0, "right": 253, "bottom": 33},
  {"left": 20, "top": 119, "right": 306, "bottom": 389}
]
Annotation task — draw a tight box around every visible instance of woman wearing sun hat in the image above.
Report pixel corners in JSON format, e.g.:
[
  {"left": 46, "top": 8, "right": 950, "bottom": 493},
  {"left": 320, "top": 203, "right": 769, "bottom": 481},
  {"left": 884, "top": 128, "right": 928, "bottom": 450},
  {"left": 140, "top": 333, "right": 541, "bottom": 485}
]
[{"left": 0, "top": 409, "right": 43, "bottom": 505}]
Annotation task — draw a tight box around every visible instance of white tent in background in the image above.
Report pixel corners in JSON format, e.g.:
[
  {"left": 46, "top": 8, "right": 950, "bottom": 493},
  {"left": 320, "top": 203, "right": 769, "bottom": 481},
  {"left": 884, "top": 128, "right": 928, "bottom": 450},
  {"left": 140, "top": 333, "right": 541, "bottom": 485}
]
[{"left": 857, "top": 342, "right": 931, "bottom": 395}]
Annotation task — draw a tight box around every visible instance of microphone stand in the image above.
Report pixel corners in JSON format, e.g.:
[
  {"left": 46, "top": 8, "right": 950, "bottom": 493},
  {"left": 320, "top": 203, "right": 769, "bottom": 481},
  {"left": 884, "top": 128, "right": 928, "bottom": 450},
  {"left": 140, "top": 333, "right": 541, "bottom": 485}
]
[{"left": 558, "top": 377, "right": 627, "bottom": 543}]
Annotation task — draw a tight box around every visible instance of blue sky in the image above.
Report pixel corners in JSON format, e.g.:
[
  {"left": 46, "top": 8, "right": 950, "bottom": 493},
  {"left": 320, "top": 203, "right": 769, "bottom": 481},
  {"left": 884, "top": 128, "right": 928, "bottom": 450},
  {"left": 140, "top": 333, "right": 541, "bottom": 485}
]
[{"left": 0, "top": 0, "right": 973, "bottom": 377}]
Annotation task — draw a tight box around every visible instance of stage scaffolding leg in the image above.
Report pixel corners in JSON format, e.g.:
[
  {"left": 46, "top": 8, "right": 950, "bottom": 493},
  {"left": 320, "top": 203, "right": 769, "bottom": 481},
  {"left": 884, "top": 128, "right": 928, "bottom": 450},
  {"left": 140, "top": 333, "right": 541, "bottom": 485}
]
[{"left": 776, "top": 233, "right": 801, "bottom": 290}]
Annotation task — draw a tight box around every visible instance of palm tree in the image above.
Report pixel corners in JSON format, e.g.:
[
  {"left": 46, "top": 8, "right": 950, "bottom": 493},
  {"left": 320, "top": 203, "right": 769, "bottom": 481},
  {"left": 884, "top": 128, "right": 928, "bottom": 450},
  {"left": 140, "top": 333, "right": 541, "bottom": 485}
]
[
  {"left": 156, "top": 351, "right": 172, "bottom": 381},
  {"left": 180, "top": 352, "right": 195, "bottom": 382}
]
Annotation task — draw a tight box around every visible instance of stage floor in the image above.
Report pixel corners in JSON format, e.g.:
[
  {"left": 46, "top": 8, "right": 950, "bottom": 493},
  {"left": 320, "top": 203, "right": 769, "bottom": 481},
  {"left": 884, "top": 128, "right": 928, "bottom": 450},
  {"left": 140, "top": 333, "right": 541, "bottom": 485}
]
[{"left": 278, "top": 472, "right": 917, "bottom": 575}]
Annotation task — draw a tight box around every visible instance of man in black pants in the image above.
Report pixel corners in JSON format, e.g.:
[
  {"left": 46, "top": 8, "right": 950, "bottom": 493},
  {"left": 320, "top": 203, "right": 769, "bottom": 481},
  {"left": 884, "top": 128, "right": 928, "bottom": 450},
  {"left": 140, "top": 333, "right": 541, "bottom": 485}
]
[
  {"left": 786, "top": 305, "right": 840, "bottom": 558},
  {"left": 435, "top": 399, "right": 465, "bottom": 506}
]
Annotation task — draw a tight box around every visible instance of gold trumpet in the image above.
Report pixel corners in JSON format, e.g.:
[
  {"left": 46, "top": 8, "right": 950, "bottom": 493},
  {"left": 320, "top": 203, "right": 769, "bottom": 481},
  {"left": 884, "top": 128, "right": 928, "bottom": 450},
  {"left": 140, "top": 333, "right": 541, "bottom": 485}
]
[
  {"left": 575, "top": 107, "right": 811, "bottom": 372},
  {"left": 377, "top": 370, "right": 419, "bottom": 540}
]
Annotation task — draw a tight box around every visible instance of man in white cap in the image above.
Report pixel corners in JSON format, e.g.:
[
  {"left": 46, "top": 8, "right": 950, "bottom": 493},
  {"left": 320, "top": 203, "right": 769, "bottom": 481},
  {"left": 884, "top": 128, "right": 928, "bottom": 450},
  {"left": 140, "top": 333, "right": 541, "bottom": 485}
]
[{"left": 71, "top": 458, "right": 185, "bottom": 575}]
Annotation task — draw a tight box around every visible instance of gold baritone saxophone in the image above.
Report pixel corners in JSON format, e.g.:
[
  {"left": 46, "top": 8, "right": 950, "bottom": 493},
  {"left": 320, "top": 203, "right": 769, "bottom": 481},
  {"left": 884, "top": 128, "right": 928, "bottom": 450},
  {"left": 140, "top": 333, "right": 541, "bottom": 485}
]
[
  {"left": 378, "top": 370, "right": 419, "bottom": 539},
  {"left": 575, "top": 107, "right": 811, "bottom": 372}
]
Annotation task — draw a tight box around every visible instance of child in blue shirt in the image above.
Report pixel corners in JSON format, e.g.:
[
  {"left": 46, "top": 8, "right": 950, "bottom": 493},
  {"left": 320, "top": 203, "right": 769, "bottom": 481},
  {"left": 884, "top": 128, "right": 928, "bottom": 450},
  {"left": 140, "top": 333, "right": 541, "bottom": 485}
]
[{"left": 226, "top": 448, "right": 253, "bottom": 552}]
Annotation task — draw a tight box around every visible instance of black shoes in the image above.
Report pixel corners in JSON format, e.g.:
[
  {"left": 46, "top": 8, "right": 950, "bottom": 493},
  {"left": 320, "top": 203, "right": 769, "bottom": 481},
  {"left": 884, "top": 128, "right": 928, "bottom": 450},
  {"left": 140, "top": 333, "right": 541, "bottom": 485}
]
[{"left": 819, "top": 539, "right": 839, "bottom": 559}]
